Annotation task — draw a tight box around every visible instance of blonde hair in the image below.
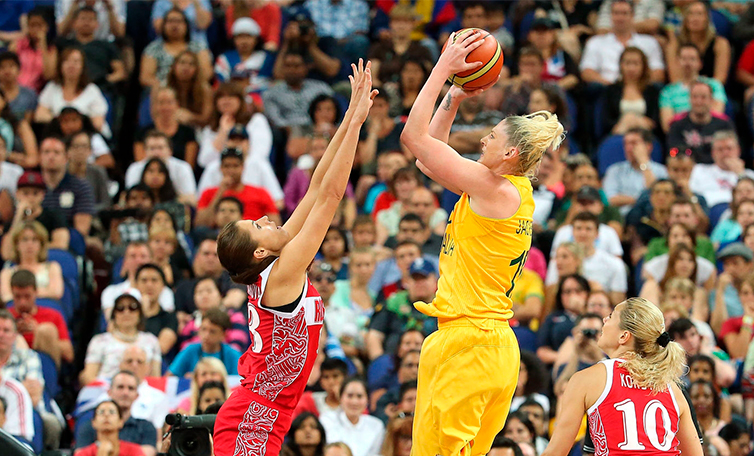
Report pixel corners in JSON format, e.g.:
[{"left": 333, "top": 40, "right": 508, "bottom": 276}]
[
  {"left": 557, "top": 242, "right": 585, "bottom": 274},
  {"left": 324, "top": 443, "right": 354, "bottom": 456},
  {"left": 659, "top": 301, "right": 689, "bottom": 319},
  {"left": 148, "top": 226, "right": 177, "bottom": 246},
  {"left": 664, "top": 277, "right": 696, "bottom": 298},
  {"left": 679, "top": 2, "right": 716, "bottom": 51},
  {"left": 349, "top": 246, "right": 375, "bottom": 261},
  {"left": 618, "top": 298, "right": 687, "bottom": 393},
  {"left": 189, "top": 358, "right": 230, "bottom": 415},
  {"left": 11, "top": 221, "right": 49, "bottom": 264},
  {"left": 503, "top": 110, "right": 565, "bottom": 177},
  {"left": 389, "top": 4, "right": 418, "bottom": 20}
]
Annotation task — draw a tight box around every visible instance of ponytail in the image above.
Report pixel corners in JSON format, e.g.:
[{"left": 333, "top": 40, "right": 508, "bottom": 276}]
[
  {"left": 618, "top": 297, "right": 687, "bottom": 393},
  {"left": 503, "top": 110, "right": 565, "bottom": 177}
]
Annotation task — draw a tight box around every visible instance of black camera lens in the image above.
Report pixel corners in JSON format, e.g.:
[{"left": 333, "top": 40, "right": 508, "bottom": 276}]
[{"left": 582, "top": 328, "right": 598, "bottom": 339}]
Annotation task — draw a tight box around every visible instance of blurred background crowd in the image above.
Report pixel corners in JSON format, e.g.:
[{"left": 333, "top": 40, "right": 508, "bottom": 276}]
[{"left": 3, "top": 0, "right": 754, "bottom": 455}]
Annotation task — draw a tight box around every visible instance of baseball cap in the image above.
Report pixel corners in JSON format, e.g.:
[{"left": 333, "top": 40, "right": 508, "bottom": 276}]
[
  {"left": 409, "top": 258, "right": 437, "bottom": 277},
  {"left": 531, "top": 17, "right": 555, "bottom": 30},
  {"left": 228, "top": 124, "right": 249, "bottom": 140},
  {"left": 232, "top": 18, "right": 261, "bottom": 37},
  {"left": 575, "top": 186, "right": 601, "bottom": 203},
  {"left": 220, "top": 147, "right": 244, "bottom": 161},
  {"left": 17, "top": 171, "right": 45, "bottom": 190},
  {"left": 718, "top": 242, "right": 754, "bottom": 262},
  {"left": 288, "top": 6, "right": 312, "bottom": 22}
]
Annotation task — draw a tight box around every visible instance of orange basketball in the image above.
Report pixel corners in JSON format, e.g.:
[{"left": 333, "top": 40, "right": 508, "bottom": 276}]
[{"left": 441, "top": 28, "right": 504, "bottom": 91}]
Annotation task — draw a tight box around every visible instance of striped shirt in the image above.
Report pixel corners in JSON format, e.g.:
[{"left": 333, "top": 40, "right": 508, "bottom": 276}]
[
  {"left": 262, "top": 79, "right": 333, "bottom": 129},
  {"left": 1, "top": 348, "right": 44, "bottom": 388},
  {"left": 305, "top": 0, "right": 369, "bottom": 39},
  {"left": 0, "top": 376, "right": 35, "bottom": 442},
  {"left": 42, "top": 172, "right": 95, "bottom": 226}
]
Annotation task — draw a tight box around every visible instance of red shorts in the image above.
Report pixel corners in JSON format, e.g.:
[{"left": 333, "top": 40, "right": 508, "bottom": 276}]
[{"left": 213, "top": 386, "right": 294, "bottom": 456}]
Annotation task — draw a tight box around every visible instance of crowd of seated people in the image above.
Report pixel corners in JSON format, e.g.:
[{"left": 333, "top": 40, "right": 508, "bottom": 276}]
[{"left": 3, "top": 0, "right": 754, "bottom": 455}]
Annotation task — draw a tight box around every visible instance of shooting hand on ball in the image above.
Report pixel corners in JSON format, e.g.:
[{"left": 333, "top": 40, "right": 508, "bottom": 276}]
[
  {"left": 438, "top": 31, "right": 485, "bottom": 76},
  {"left": 447, "top": 84, "right": 487, "bottom": 101}
]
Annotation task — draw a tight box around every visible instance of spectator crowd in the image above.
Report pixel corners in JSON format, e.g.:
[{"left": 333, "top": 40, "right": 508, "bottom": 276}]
[{"left": 5, "top": 0, "right": 754, "bottom": 456}]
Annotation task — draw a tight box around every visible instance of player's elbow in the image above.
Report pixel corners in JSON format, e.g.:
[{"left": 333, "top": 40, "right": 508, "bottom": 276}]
[
  {"left": 318, "top": 184, "right": 346, "bottom": 203},
  {"left": 401, "top": 130, "right": 419, "bottom": 150}
]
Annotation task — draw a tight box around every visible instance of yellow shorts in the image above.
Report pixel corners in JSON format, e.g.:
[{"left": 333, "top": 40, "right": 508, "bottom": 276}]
[{"left": 411, "top": 317, "right": 520, "bottom": 456}]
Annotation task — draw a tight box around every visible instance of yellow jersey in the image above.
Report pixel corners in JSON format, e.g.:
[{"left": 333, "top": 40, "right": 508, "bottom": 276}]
[{"left": 415, "top": 175, "right": 535, "bottom": 321}]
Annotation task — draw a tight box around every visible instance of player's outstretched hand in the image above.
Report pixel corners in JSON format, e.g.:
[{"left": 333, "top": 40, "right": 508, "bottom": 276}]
[
  {"left": 349, "top": 59, "right": 379, "bottom": 125},
  {"left": 438, "top": 30, "right": 485, "bottom": 76}
]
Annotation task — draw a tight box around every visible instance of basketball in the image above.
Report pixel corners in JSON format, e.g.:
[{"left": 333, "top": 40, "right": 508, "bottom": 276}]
[{"left": 442, "top": 28, "right": 504, "bottom": 91}]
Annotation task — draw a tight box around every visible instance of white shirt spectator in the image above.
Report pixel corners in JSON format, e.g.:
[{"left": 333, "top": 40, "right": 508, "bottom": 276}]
[
  {"left": 320, "top": 410, "right": 385, "bottom": 456},
  {"left": 196, "top": 158, "right": 283, "bottom": 201},
  {"left": 642, "top": 254, "right": 716, "bottom": 286},
  {"left": 602, "top": 161, "right": 668, "bottom": 216},
  {"left": 55, "top": 0, "right": 126, "bottom": 41},
  {"left": 550, "top": 223, "right": 624, "bottom": 257},
  {"left": 580, "top": 33, "right": 665, "bottom": 83},
  {"left": 689, "top": 163, "right": 754, "bottom": 207},
  {"left": 545, "top": 248, "right": 628, "bottom": 294},
  {"left": 0, "top": 375, "right": 35, "bottom": 442},
  {"left": 84, "top": 332, "right": 161, "bottom": 381},
  {"left": 532, "top": 186, "right": 556, "bottom": 227},
  {"left": 125, "top": 157, "right": 197, "bottom": 197},
  {"left": 197, "top": 113, "right": 273, "bottom": 169},
  {"left": 595, "top": 0, "right": 665, "bottom": 31},
  {"left": 0, "top": 162, "right": 23, "bottom": 193},
  {"left": 38, "top": 82, "right": 110, "bottom": 137},
  {"left": 101, "top": 280, "right": 175, "bottom": 314},
  {"left": 131, "top": 382, "right": 170, "bottom": 430},
  {"left": 89, "top": 133, "right": 111, "bottom": 163}
]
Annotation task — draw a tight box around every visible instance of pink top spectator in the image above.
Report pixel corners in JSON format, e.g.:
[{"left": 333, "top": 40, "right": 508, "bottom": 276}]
[
  {"left": 14, "top": 37, "right": 45, "bottom": 92},
  {"left": 524, "top": 246, "right": 547, "bottom": 280}
]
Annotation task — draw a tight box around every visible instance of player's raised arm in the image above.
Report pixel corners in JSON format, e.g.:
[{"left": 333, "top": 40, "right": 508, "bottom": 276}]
[
  {"left": 271, "top": 61, "right": 377, "bottom": 291},
  {"left": 401, "top": 32, "right": 496, "bottom": 196},
  {"left": 283, "top": 63, "right": 369, "bottom": 237}
]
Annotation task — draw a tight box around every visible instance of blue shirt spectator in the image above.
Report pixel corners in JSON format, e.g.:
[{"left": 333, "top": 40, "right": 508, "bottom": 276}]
[
  {"left": 151, "top": 0, "right": 212, "bottom": 47},
  {"left": 168, "top": 342, "right": 241, "bottom": 377},
  {"left": 305, "top": 0, "right": 369, "bottom": 40}
]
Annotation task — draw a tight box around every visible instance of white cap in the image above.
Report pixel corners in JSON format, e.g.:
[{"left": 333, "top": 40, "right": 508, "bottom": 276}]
[{"left": 232, "top": 17, "right": 261, "bottom": 37}]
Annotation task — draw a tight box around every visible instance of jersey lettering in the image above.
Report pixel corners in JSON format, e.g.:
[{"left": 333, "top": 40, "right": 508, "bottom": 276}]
[
  {"left": 248, "top": 305, "right": 263, "bottom": 354},
  {"left": 441, "top": 233, "right": 455, "bottom": 256},
  {"left": 589, "top": 360, "right": 680, "bottom": 456}
]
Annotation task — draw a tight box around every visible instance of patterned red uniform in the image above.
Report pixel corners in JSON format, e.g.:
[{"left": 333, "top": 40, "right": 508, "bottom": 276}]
[
  {"left": 588, "top": 359, "right": 681, "bottom": 456},
  {"left": 214, "top": 260, "right": 325, "bottom": 456}
]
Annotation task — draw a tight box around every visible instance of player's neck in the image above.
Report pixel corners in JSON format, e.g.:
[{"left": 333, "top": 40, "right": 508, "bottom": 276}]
[{"left": 610, "top": 345, "right": 633, "bottom": 359}]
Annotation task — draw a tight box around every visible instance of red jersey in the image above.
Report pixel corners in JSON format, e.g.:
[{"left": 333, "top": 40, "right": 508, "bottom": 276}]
[
  {"left": 239, "top": 259, "right": 324, "bottom": 405},
  {"left": 588, "top": 359, "right": 681, "bottom": 456}
]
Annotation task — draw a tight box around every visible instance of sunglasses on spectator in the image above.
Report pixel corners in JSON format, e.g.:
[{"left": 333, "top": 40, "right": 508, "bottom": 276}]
[{"left": 114, "top": 302, "right": 140, "bottom": 313}]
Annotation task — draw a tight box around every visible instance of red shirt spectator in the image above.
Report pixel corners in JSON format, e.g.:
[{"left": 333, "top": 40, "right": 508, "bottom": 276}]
[
  {"left": 9, "top": 306, "right": 70, "bottom": 348},
  {"left": 371, "top": 191, "right": 397, "bottom": 219},
  {"left": 198, "top": 185, "right": 278, "bottom": 221},
  {"left": 195, "top": 147, "right": 280, "bottom": 225}
]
